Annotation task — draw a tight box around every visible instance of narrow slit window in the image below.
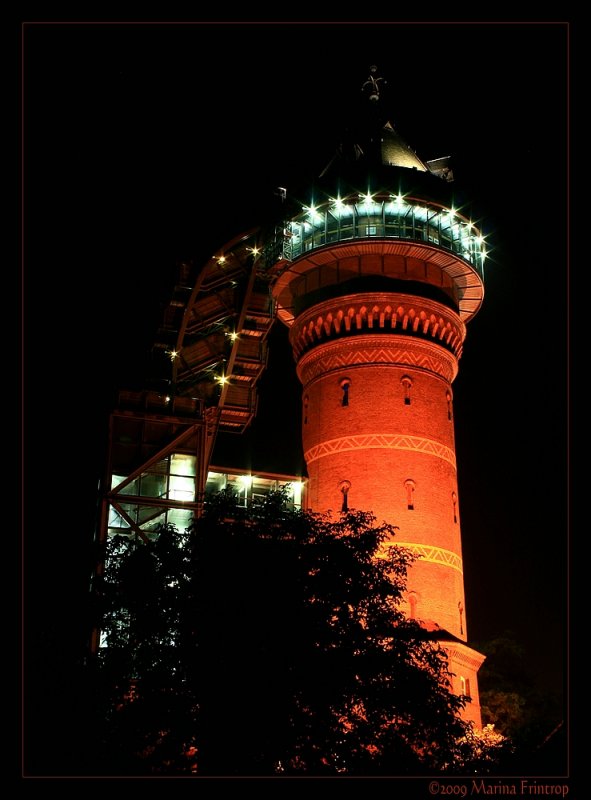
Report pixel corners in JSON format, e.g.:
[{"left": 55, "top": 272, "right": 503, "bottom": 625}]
[
  {"left": 460, "top": 676, "right": 471, "bottom": 700},
  {"left": 303, "top": 394, "right": 309, "bottom": 425},
  {"left": 404, "top": 479, "right": 415, "bottom": 510},
  {"left": 339, "top": 480, "right": 351, "bottom": 512},
  {"left": 458, "top": 600, "right": 464, "bottom": 636},
  {"left": 452, "top": 491, "right": 458, "bottom": 524},
  {"left": 340, "top": 378, "right": 351, "bottom": 407},
  {"left": 408, "top": 592, "right": 418, "bottom": 619},
  {"left": 446, "top": 389, "right": 453, "bottom": 420},
  {"left": 401, "top": 375, "right": 412, "bottom": 405}
]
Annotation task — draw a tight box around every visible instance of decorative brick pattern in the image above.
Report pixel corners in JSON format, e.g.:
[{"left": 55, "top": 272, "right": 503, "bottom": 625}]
[
  {"left": 304, "top": 433, "right": 457, "bottom": 468},
  {"left": 391, "top": 542, "right": 463, "bottom": 574},
  {"left": 297, "top": 336, "right": 458, "bottom": 384},
  {"left": 290, "top": 292, "right": 466, "bottom": 359}
]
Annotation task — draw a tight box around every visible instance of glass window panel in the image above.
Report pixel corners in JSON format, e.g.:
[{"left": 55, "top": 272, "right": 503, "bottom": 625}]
[
  {"left": 206, "top": 472, "right": 227, "bottom": 494},
  {"left": 138, "top": 505, "right": 166, "bottom": 526},
  {"left": 226, "top": 474, "right": 248, "bottom": 506},
  {"left": 171, "top": 453, "right": 196, "bottom": 477},
  {"left": 291, "top": 481, "right": 303, "bottom": 509},
  {"left": 140, "top": 473, "right": 167, "bottom": 498},
  {"left": 108, "top": 506, "right": 129, "bottom": 529},
  {"left": 169, "top": 474, "right": 195, "bottom": 502},
  {"left": 111, "top": 474, "right": 140, "bottom": 495},
  {"left": 168, "top": 508, "right": 193, "bottom": 529},
  {"left": 111, "top": 474, "right": 125, "bottom": 490}
]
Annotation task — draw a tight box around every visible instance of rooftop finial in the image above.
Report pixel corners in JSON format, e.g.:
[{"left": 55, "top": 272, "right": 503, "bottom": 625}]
[{"left": 362, "top": 64, "right": 385, "bottom": 102}]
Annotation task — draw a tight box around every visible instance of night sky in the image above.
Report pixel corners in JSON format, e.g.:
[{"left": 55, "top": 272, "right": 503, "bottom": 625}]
[{"left": 23, "top": 20, "right": 568, "bottom": 732}]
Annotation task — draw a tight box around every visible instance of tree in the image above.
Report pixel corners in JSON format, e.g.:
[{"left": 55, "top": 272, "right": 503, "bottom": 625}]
[
  {"left": 91, "top": 489, "right": 497, "bottom": 776},
  {"left": 475, "top": 633, "right": 565, "bottom": 774}
]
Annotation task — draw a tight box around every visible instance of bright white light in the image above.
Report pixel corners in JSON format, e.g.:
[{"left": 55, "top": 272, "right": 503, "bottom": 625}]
[
  {"left": 476, "top": 235, "right": 485, "bottom": 245},
  {"left": 227, "top": 331, "right": 239, "bottom": 342},
  {"left": 168, "top": 488, "right": 193, "bottom": 502},
  {"left": 247, "top": 245, "right": 261, "bottom": 257},
  {"left": 217, "top": 255, "right": 226, "bottom": 265},
  {"left": 291, "top": 480, "right": 303, "bottom": 507},
  {"left": 360, "top": 191, "right": 373, "bottom": 204},
  {"left": 172, "top": 453, "right": 197, "bottom": 477},
  {"left": 168, "top": 349, "right": 179, "bottom": 361},
  {"left": 387, "top": 194, "right": 405, "bottom": 213},
  {"left": 330, "top": 196, "right": 347, "bottom": 213},
  {"left": 240, "top": 474, "right": 253, "bottom": 489},
  {"left": 303, "top": 204, "right": 323, "bottom": 223},
  {"left": 164, "top": 395, "right": 171, "bottom": 403},
  {"left": 216, "top": 375, "right": 229, "bottom": 385}
]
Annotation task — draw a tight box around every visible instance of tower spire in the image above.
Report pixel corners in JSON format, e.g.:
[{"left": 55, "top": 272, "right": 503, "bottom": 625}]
[
  {"left": 320, "top": 64, "right": 430, "bottom": 177},
  {"left": 361, "top": 64, "right": 385, "bottom": 103}
]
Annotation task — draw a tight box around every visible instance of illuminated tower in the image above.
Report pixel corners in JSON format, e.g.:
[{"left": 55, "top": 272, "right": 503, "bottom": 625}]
[
  {"left": 270, "top": 67, "right": 486, "bottom": 725},
  {"left": 96, "top": 65, "right": 487, "bottom": 725}
]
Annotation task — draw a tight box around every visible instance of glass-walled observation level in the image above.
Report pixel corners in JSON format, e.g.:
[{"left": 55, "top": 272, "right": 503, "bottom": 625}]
[
  {"left": 205, "top": 469, "right": 304, "bottom": 511},
  {"left": 273, "top": 193, "right": 486, "bottom": 280},
  {"left": 105, "top": 390, "right": 206, "bottom": 542},
  {"left": 108, "top": 452, "right": 199, "bottom": 539},
  {"left": 108, "top": 463, "right": 304, "bottom": 540}
]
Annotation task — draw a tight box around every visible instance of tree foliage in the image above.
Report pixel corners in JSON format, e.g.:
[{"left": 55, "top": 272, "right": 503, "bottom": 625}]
[
  {"left": 475, "top": 633, "right": 565, "bottom": 773},
  {"left": 91, "top": 489, "right": 500, "bottom": 776}
]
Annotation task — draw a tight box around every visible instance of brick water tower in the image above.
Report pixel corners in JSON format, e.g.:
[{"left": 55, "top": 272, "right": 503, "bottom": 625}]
[{"left": 271, "top": 67, "right": 486, "bottom": 725}]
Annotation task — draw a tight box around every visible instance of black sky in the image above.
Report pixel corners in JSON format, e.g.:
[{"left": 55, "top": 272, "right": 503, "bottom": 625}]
[{"left": 23, "top": 20, "right": 568, "bottom": 732}]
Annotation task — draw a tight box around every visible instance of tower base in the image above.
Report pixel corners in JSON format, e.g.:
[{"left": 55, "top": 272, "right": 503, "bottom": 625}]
[{"left": 443, "top": 640, "right": 486, "bottom": 727}]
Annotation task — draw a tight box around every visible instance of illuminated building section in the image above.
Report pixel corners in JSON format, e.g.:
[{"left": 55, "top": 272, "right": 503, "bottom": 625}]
[
  {"left": 270, "top": 67, "right": 486, "bottom": 725},
  {"left": 96, "top": 66, "right": 487, "bottom": 726},
  {"left": 205, "top": 469, "right": 303, "bottom": 510},
  {"left": 93, "top": 246, "right": 286, "bottom": 651},
  {"left": 101, "top": 389, "right": 208, "bottom": 546},
  {"left": 96, "top": 230, "right": 277, "bottom": 547}
]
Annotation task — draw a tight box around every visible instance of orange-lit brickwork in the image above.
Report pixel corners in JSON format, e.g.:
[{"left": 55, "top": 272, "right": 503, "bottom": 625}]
[{"left": 276, "top": 247, "right": 485, "bottom": 726}]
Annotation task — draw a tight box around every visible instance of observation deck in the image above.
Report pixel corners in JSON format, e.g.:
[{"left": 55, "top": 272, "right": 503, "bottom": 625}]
[{"left": 270, "top": 192, "right": 486, "bottom": 327}]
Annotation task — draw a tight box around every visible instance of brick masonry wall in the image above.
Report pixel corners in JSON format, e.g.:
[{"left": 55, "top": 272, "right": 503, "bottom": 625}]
[{"left": 299, "top": 333, "right": 468, "bottom": 640}]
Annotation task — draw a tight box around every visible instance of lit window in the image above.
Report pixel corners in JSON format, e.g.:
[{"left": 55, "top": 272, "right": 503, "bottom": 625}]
[
  {"left": 168, "top": 474, "right": 194, "bottom": 502},
  {"left": 168, "top": 508, "right": 193, "bottom": 530},
  {"left": 140, "top": 472, "right": 166, "bottom": 499},
  {"left": 446, "top": 389, "right": 453, "bottom": 421},
  {"left": 290, "top": 481, "right": 303, "bottom": 509},
  {"left": 460, "top": 675, "right": 472, "bottom": 701},
  {"left": 401, "top": 375, "right": 412, "bottom": 405},
  {"left": 170, "top": 453, "right": 196, "bottom": 475}
]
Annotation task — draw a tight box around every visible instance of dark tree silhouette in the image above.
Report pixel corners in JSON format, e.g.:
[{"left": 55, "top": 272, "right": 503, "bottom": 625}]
[
  {"left": 91, "top": 489, "right": 499, "bottom": 776},
  {"left": 475, "top": 633, "right": 565, "bottom": 774}
]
